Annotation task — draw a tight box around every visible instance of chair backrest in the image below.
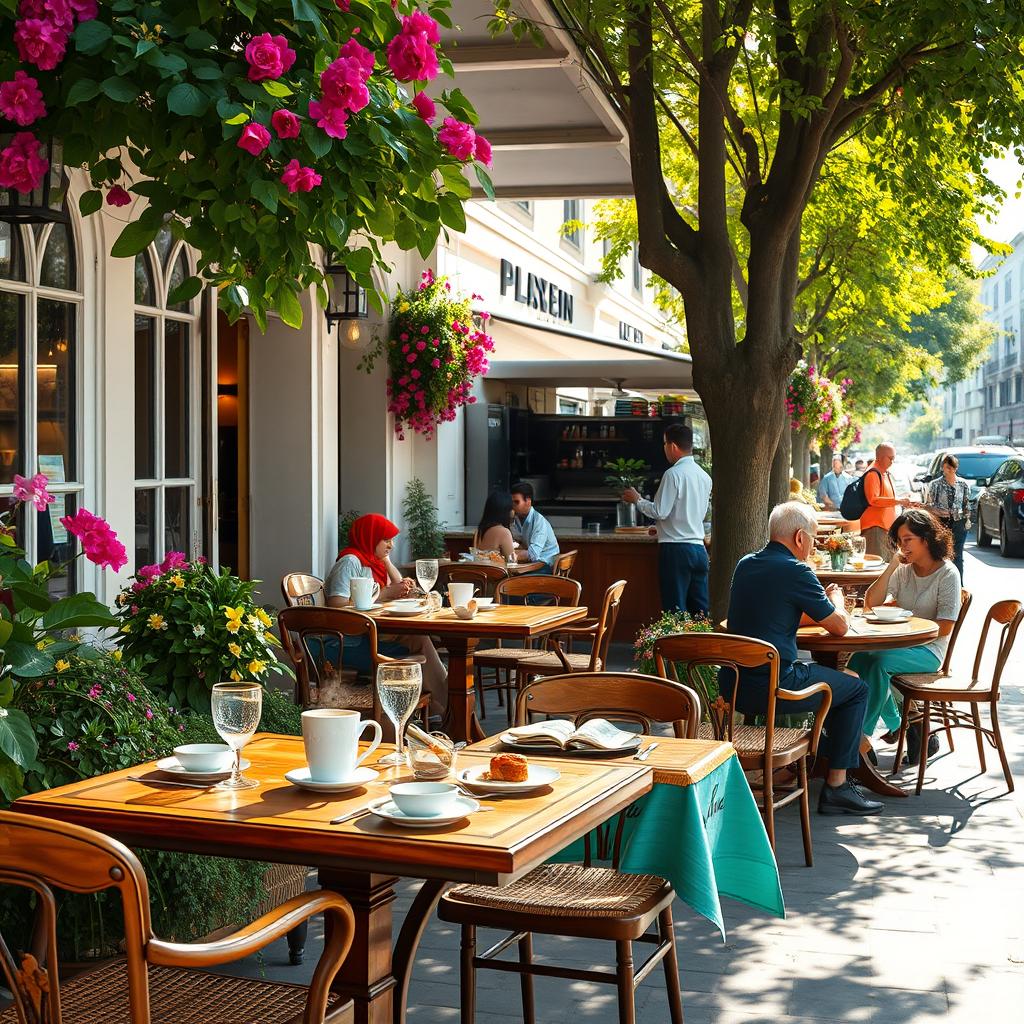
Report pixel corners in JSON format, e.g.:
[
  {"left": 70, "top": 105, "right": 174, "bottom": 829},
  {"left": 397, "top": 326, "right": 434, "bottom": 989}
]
[
  {"left": 590, "top": 580, "right": 627, "bottom": 670},
  {"left": 280, "top": 572, "right": 325, "bottom": 607},
  {"left": 444, "top": 563, "right": 507, "bottom": 597},
  {"left": 939, "top": 588, "right": 973, "bottom": 675},
  {"left": 277, "top": 605, "right": 379, "bottom": 708},
  {"left": 494, "top": 575, "right": 581, "bottom": 605},
  {"left": 970, "top": 599, "right": 1024, "bottom": 695},
  {"left": 0, "top": 811, "right": 154, "bottom": 1023},
  {"left": 552, "top": 550, "right": 577, "bottom": 578},
  {"left": 515, "top": 672, "right": 702, "bottom": 739}
]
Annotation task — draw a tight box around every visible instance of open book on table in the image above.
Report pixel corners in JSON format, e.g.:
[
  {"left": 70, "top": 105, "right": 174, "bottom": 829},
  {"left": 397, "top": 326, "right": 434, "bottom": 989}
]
[{"left": 504, "top": 718, "right": 640, "bottom": 751}]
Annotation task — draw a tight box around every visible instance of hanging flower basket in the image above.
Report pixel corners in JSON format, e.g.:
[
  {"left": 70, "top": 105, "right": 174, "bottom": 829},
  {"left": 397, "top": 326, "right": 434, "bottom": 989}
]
[{"left": 360, "top": 269, "right": 494, "bottom": 440}]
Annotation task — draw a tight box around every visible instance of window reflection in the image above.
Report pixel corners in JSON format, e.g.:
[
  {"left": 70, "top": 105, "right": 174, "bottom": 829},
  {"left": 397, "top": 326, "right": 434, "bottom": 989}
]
[
  {"left": 165, "top": 320, "right": 189, "bottom": 478},
  {"left": 165, "top": 486, "right": 190, "bottom": 554},
  {"left": 37, "top": 299, "right": 75, "bottom": 479},
  {"left": 40, "top": 223, "right": 74, "bottom": 290},
  {"left": 167, "top": 250, "right": 191, "bottom": 311},
  {"left": 135, "top": 488, "right": 155, "bottom": 569},
  {"left": 135, "top": 315, "right": 155, "bottom": 478},
  {"left": 0, "top": 292, "right": 24, "bottom": 484},
  {"left": 154, "top": 225, "right": 174, "bottom": 268},
  {"left": 0, "top": 223, "right": 25, "bottom": 281},
  {"left": 135, "top": 251, "right": 155, "bottom": 306}
]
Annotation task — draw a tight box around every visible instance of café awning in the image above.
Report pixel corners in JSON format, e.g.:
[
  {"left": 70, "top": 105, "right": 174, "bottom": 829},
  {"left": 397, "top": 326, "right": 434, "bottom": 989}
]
[{"left": 484, "top": 312, "right": 693, "bottom": 391}]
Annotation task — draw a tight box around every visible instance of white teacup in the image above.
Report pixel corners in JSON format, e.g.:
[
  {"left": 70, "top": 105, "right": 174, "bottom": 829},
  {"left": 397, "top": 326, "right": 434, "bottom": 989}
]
[
  {"left": 390, "top": 781, "right": 459, "bottom": 817},
  {"left": 301, "top": 709, "right": 382, "bottom": 783},
  {"left": 174, "top": 743, "right": 232, "bottom": 773},
  {"left": 447, "top": 581, "right": 476, "bottom": 608},
  {"left": 350, "top": 576, "right": 380, "bottom": 611},
  {"left": 874, "top": 605, "right": 909, "bottom": 621}
]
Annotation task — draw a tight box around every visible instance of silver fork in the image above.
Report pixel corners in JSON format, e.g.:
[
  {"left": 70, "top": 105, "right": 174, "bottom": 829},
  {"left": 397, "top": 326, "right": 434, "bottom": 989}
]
[{"left": 633, "top": 742, "right": 659, "bottom": 761}]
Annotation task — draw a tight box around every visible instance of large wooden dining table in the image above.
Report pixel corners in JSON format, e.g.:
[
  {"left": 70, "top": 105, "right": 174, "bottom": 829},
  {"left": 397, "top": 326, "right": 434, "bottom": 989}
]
[
  {"left": 12, "top": 733, "right": 651, "bottom": 1024},
  {"left": 367, "top": 603, "right": 589, "bottom": 742}
]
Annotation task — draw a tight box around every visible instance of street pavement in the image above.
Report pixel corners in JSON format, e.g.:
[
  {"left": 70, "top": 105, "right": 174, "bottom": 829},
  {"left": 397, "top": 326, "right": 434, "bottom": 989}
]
[{"left": 228, "top": 540, "right": 1024, "bottom": 1022}]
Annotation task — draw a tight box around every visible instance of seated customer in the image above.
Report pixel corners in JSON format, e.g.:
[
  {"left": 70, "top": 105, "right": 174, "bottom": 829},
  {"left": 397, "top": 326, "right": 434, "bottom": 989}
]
[
  {"left": 850, "top": 510, "right": 961, "bottom": 750},
  {"left": 511, "top": 481, "right": 559, "bottom": 571},
  {"left": 726, "top": 501, "right": 882, "bottom": 815},
  {"left": 326, "top": 513, "right": 447, "bottom": 716},
  {"left": 473, "top": 490, "right": 517, "bottom": 562}
]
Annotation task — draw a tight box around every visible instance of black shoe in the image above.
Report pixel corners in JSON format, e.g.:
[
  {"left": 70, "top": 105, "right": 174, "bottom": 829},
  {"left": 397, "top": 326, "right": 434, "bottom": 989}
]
[
  {"left": 906, "top": 725, "right": 940, "bottom": 764},
  {"left": 818, "top": 780, "right": 884, "bottom": 816}
]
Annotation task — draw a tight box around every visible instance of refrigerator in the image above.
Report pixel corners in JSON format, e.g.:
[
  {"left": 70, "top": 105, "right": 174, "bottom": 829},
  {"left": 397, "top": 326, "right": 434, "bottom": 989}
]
[{"left": 466, "top": 403, "right": 509, "bottom": 526}]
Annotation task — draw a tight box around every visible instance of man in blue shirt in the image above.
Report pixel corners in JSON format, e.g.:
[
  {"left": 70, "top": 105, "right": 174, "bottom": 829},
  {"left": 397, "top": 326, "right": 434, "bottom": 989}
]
[
  {"left": 817, "top": 456, "right": 853, "bottom": 510},
  {"left": 511, "top": 481, "right": 560, "bottom": 571},
  {"left": 726, "top": 501, "right": 882, "bottom": 815}
]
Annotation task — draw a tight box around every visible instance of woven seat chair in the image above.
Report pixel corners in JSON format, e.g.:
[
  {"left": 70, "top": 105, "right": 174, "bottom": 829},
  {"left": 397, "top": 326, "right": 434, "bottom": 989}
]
[
  {"left": 439, "top": 671, "right": 700, "bottom": 1024},
  {"left": 0, "top": 811, "right": 355, "bottom": 1024},
  {"left": 654, "top": 633, "right": 831, "bottom": 866},
  {"left": 281, "top": 572, "right": 327, "bottom": 607},
  {"left": 472, "top": 575, "right": 582, "bottom": 723},
  {"left": 552, "top": 549, "right": 578, "bottom": 578},
  {"left": 891, "top": 598, "right": 1023, "bottom": 795}
]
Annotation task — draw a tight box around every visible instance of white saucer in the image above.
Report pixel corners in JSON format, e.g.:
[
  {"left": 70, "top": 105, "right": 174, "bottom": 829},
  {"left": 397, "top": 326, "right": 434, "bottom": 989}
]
[
  {"left": 864, "top": 612, "right": 913, "bottom": 624},
  {"left": 351, "top": 603, "right": 382, "bottom": 611},
  {"left": 457, "top": 764, "right": 560, "bottom": 794},
  {"left": 383, "top": 601, "right": 426, "bottom": 616},
  {"left": 367, "top": 795, "right": 478, "bottom": 827},
  {"left": 284, "top": 766, "right": 379, "bottom": 792},
  {"left": 155, "top": 756, "right": 250, "bottom": 781}
]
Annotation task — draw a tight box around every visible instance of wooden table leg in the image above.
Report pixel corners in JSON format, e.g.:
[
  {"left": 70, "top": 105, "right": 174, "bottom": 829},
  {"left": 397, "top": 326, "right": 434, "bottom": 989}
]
[{"left": 441, "top": 636, "right": 486, "bottom": 744}]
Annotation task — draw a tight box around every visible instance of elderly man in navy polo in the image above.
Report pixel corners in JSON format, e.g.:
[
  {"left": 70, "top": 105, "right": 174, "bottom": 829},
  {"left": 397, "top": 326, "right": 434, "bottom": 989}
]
[{"left": 725, "top": 501, "right": 882, "bottom": 816}]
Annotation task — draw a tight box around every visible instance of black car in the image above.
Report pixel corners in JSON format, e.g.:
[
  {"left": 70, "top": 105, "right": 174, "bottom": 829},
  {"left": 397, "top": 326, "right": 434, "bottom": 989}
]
[{"left": 976, "top": 456, "right": 1024, "bottom": 558}]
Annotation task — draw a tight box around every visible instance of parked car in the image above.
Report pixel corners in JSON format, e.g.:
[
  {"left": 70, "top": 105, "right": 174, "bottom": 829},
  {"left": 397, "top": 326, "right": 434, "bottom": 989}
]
[
  {"left": 975, "top": 456, "right": 1024, "bottom": 557},
  {"left": 923, "top": 445, "right": 1019, "bottom": 517}
]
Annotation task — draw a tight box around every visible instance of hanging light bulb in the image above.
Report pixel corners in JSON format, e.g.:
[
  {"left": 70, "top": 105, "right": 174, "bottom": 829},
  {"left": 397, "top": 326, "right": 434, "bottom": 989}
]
[{"left": 342, "top": 320, "right": 363, "bottom": 349}]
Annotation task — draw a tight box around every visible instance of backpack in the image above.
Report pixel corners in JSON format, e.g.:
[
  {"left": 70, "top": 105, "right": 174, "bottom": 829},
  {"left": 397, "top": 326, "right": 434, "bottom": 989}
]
[{"left": 839, "top": 468, "right": 885, "bottom": 521}]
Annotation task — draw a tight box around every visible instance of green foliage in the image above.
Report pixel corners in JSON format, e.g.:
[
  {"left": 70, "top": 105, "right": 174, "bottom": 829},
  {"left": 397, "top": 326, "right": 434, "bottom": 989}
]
[
  {"left": 339, "top": 508, "right": 362, "bottom": 549},
  {"left": 632, "top": 611, "right": 718, "bottom": 710},
  {"left": 907, "top": 405, "right": 943, "bottom": 452},
  {"left": 401, "top": 478, "right": 446, "bottom": 559},
  {"left": 603, "top": 458, "right": 650, "bottom": 491}
]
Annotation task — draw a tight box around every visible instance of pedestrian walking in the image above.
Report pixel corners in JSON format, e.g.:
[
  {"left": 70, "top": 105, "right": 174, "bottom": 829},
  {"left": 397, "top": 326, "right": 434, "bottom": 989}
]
[
  {"left": 859, "top": 442, "right": 908, "bottom": 557},
  {"left": 921, "top": 454, "right": 971, "bottom": 580},
  {"left": 817, "top": 456, "right": 854, "bottom": 510}
]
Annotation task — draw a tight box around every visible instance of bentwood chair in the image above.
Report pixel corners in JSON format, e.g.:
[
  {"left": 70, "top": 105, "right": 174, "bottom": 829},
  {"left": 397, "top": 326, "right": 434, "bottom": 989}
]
[
  {"left": 281, "top": 572, "right": 326, "bottom": 607},
  {"left": 438, "top": 672, "right": 698, "bottom": 1024},
  {"left": 552, "top": 549, "right": 578, "bottom": 578},
  {"left": 444, "top": 563, "right": 508, "bottom": 599},
  {"left": 655, "top": 633, "right": 831, "bottom": 866},
  {"left": 0, "top": 811, "right": 355, "bottom": 1024},
  {"left": 892, "top": 599, "right": 1023, "bottom": 794}
]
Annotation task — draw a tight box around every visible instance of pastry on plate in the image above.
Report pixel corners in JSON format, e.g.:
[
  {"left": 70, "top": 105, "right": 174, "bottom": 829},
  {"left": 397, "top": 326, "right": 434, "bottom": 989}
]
[{"left": 483, "top": 752, "right": 528, "bottom": 782}]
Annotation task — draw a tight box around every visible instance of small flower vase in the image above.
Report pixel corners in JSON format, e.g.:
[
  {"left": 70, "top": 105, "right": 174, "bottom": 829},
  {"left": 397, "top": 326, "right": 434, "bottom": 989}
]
[{"left": 829, "top": 550, "right": 847, "bottom": 571}]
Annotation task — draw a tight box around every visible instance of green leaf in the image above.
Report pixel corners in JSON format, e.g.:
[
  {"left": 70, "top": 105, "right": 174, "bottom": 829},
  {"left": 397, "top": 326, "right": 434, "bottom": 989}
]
[
  {"left": 135, "top": 39, "right": 156, "bottom": 58},
  {"left": 42, "top": 594, "right": 118, "bottom": 631},
  {"left": 344, "top": 247, "right": 373, "bottom": 275},
  {"left": 111, "top": 218, "right": 161, "bottom": 258},
  {"left": 416, "top": 222, "right": 439, "bottom": 261},
  {"left": 0, "top": 760, "right": 25, "bottom": 803},
  {"left": 262, "top": 80, "right": 293, "bottom": 99},
  {"left": 438, "top": 192, "right": 467, "bottom": 233},
  {"left": 8, "top": 581, "right": 52, "bottom": 611},
  {"left": 185, "top": 29, "right": 218, "bottom": 49},
  {"left": 191, "top": 62, "right": 223, "bottom": 81},
  {"left": 74, "top": 19, "right": 112, "bottom": 55},
  {"left": 224, "top": 111, "right": 249, "bottom": 125},
  {"left": 394, "top": 216, "right": 419, "bottom": 251},
  {"left": 65, "top": 78, "right": 101, "bottom": 106},
  {"left": 101, "top": 77, "right": 140, "bottom": 102},
  {"left": 148, "top": 50, "right": 189, "bottom": 76},
  {"left": 197, "top": 0, "right": 221, "bottom": 21},
  {"left": 251, "top": 178, "right": 279, "bottom": 213},
  {"left": 167, "top": 82, "right": 209, "bottom": 117},
  {"left": 167, "top": 275, "right": 204, "bottom": 306},
  {"left": 305, "top": 129, "right": 332, "bottom": 159},
  {"left": 0, "top": 619, "right": 11, "bottom": 649},
  {"left": 275, "top": 285, "right": 304, "bottom": 329},
  {"left": 3, "top": 641, "right": 52, "bottom": 678},
  {"left": 291, "top": 0, "right": 321, "bottom": 25},
  {"left": 474, "top": 164, "right": 496, "bottom": 201}
]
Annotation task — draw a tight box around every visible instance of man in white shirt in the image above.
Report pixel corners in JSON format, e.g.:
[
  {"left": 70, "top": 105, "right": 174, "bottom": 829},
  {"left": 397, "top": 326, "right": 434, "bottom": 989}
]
[{"left": 621, "top": 422, "right": 713, "bottom": 615}]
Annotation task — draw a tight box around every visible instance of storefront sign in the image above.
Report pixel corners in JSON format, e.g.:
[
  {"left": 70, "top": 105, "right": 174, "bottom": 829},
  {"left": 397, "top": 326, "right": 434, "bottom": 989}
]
[
  {"left": 499, "top": 259, "right": 574, "bottom": 323},
  {"left": 619, "top": 321, "right": 644, "bottom": 344}
]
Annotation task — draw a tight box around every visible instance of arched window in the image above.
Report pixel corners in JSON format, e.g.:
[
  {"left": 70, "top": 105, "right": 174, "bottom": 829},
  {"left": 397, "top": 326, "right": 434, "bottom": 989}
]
[
  {"left": 0, "top": 210, "right": 83, "bottom": 597},
  {"left": 133, "top": 225, "right": 200, "bottom": 568}
]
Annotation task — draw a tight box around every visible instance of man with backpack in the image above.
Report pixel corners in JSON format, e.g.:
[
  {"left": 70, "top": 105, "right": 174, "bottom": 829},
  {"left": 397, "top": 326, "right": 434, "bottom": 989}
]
[{"left": 839, "top": 442, "right": 906, "bottom": 556}]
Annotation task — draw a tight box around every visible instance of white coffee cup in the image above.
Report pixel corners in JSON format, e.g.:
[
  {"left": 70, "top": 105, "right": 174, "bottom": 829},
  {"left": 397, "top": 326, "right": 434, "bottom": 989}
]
[
  {"left": 448, "top": 581, "right": 476, "bottom": 608},
  {"left": 350, "top": 576, "right": 380, "bottom": 611},
  {"left": 874, "top": 605, "right": 909, "bottom": 621},
  {"left": 301, "top": 709, "right": 383, "bottom": 782}
]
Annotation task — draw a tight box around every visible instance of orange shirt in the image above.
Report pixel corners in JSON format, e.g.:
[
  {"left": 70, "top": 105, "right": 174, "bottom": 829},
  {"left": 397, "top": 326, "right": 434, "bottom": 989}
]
[{"left": 861, "top": 469, "right": 897, "bottom": 531}]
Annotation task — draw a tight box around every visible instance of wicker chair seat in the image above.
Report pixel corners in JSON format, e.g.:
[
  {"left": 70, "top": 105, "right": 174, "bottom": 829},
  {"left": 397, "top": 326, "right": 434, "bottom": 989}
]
[
  {"left": 696, "top": 722, "right": 809, "bottom": 757},
  {"left": 516, "top": 651, "right": 601, "bottom": 672},
  {"left": 474, "top": 646, "right": 534, "bottom": 662},
  {"left": 892, "top": 672, "right": 993, "bottom": 696},
  {"left": 311, "top": 679, "right": 374, "bottom": 710},
  {"left": 0, "top": 958, "right": 344, "bottom": 1024}
]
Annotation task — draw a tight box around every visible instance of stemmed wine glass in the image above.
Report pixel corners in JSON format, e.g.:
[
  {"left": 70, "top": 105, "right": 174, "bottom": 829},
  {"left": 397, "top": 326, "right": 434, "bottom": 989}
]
[
  {"left": 415, "top": 558, "right": 438, "bottom": 599},
  {"left": 376, "top": 660, "right": 422, "bottom": 767},
  {"left": 211, "top": 681, "right": 262, "bottom": 790}
]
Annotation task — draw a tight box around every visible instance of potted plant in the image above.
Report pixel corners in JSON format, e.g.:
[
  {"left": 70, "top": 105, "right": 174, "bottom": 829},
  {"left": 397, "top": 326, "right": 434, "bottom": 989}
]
[
  {"left": 822, "top": 531, "right": 853, "bottom": 570},
  {"left": 603, "top": 457, "right": 650, "bottom": 528},
  {"left": 401, "top": 478, "right": 446, "bottom": 559},
  {"left": 633, "top": 611, "right": 718, "bottom": 713}
]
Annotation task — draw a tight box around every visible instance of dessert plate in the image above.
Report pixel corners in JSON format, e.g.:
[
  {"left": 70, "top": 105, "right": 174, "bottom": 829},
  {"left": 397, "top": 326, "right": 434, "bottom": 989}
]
[{"left": 457, "top": 764, "right": 560, "bottom": 794}]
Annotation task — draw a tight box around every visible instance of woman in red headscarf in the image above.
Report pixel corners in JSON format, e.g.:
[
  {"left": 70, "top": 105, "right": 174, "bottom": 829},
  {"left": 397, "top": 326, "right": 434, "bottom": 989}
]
[{"left": 326, "top": 514, "right": 447, "bottom": 715}]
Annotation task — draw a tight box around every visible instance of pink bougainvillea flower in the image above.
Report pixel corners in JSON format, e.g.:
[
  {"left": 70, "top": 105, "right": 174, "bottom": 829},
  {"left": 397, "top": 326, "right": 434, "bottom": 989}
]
[
  {"left": 280, "top": 159, "right": 322, "bottom": 193},
  {"left": 106, "top": 185, "right": 131, "bottom": 207},
  {"left": 244, "top": 33, "right": 296, "bottom": 82},
  {"left": 237, "top": 121, "right": 271, "bottom": 155},
  {"left": 137, "top": 563, "right": 162, "bottom": 581},
  {"left": 13, "top": 18, "right": 68, "bottom": 71},
  {"left": 0, "top": 70, "right": 47, "bottom": 127},
  {"left": 60, "top": 507, "right": 128, "bottom": 571},
  {"left": 411, "top": 91, "right": 436, "bottom": 124},
  {"left": 271, "top": 108, "right": 301, "bottom": 139},
  {"left": 386, "top": 21, "right": 439, "bottom": 82},
  {"left": 320, "top": 55, "right": 371, "bottom": 114},
  {"left": 438, "top": 117, "right": 476, "bottom": 161},
  {"left": 12, "top": 472, "right": 54, "bottom": 511},
  {"left": 18, "top": 0, "right": 74, "bottom": 31},
  {"left": 402, "top": 10, "right": 441, "bottom": 44},
  {"left": 160, "top": 550, "right": 188, "bottom": 572},
  {"left": 308, "top": 99, "right": 348, "bottom": 139},
  {"left": 67, "top": 740, "right": 79, "bottom": 751},
  {"left": 338, "top": 36, "right": 375, "bottom": 77},
  {"left": 473, "top": 134, "right": 492, "bottom": 167}
]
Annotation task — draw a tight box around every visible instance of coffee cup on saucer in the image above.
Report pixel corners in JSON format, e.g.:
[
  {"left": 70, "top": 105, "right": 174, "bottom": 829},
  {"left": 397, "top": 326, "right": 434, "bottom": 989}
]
[
  {"left": 349, "top": 576, "right": 380, "bottom": 611},
  {"left": 301, "top": 709, "right": 382, "bottom": 783}
]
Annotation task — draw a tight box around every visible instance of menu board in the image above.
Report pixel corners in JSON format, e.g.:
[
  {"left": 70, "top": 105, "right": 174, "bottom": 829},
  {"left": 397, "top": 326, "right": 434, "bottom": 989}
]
[{"left": 37, "top": 454, "right": 67, "bottom": 543}]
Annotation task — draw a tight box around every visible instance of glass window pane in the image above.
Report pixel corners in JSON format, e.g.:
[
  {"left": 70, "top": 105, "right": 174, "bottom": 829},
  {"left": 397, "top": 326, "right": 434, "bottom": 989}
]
[
  {"left": 37, "top": 299, "right": 75, "bottom": 479},
  {"left": 39, "top": 223, "right": 74, "bottom": 290},
  {"left": 165, "top": 486, "right": 190, "bottom": 556},
  {"left": 154, "top": 225, "right": 174, "bottom": 269},
  {"left": 0, "top": 223, "right": 25, "bottom": 281},
  {"left": 164, "top": 320, "right": 189, "bottom": 478},
  {"left": 134, "top": 252, "right": 155, "bottom": 305},
  {"left": 135, "top": 488, "right": 156, "bottom": 568},
  {"left": 0, "top": 291, "right": 24, "bottom": 484},
  {"left": 134, "top": 315, "right": 156, "bottom": 478},
  {"left": 40, "top": 491, "right": 76, "bottom": 599},
  {"left": 166, "top": 250, "right": 191, "bottom": 311}
]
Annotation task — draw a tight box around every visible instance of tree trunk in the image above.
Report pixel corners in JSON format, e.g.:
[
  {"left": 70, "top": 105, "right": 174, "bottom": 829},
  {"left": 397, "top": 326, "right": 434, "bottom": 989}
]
[
  {"left": 791, "top": 428, "right": 810, "bottom": 485},
  {"left": 769, "top": 423, "right": 792, "bottom": 508},
  {"left": 820, "top": 442, "right": 834, "bottom": 481}
]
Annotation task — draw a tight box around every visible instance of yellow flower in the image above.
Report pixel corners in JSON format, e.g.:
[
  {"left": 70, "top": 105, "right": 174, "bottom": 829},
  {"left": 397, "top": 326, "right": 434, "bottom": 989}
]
[
  {"left": 256, "top": 607, "right": 273, "bottom": 628},
  {"left": 225, "top": 618, "right": 241, "bottom": 634},
  {"left": 55, "top": 659, "right": 70, "bottom": 673},
  {"left": 247, "top": 659, "right": 267, "bottom": 675},
  {"left": 399, "top": 301, "right": 410, "bottom": 312},
  {"left": 229, "top": 668, "right": 242, "bottom": 681},
  {"left": 36, "top": 640, "right": 47, "bottom": 650},
  {"left": 223, "top": 605, "right": 245, "bottom": 622},
  {"left": 147, "top": 613, "right": 167, "bottom": 631},
  {"left": 110, "top": 650, "right": 123, "bottom": 662},
  {"left": 228, "top": 642, "right": 242, "bottom": 657},
  {"left": 121, "top": 622, "right": 131, "bottom": 633},
  {"left": 170, "top": 574, "right": 185, "bottom": 588}
]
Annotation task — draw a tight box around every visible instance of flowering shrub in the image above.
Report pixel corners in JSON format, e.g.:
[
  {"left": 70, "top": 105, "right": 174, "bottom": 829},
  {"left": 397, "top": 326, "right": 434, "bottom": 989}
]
[
  {"left": 0, "top": 0, "right": 492, "bottom": 328},
  {"left": 114, "top": 553, "right": 288, "bottom": 712},
  {"left": 633, "top": 610, "right": 718, "bottom": 711},
  {"left": 361, "top": 269, "right": 494, "bottom": 439},
  {"left": 786, "top": 361, "right": 860, "bottom": 449}
]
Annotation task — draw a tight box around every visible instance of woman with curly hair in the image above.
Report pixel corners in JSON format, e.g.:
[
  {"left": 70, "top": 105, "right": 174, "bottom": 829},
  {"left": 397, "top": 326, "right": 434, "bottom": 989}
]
[{"left": 849, "top": 510, "right": 962, "bottom": 752}]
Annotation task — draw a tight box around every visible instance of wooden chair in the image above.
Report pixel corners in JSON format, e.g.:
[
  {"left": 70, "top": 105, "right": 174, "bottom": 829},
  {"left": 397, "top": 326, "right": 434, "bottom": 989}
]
[
  {"left": 0, "top": 811, "right": 355, "bottom": 1024},
  {"left": 281, "top": 572, "right": 326, "bottom": 607},
  {"left": 277, "top": 606, "right": 429, "bottom": 730},
  {"left": 443, "top": 563, "right": 508, "bottom": 599},
  {"left": 891, "top": 599, "right": 1023, "bottom": 795},
  {"left": 438, "top": 672, "right": 697, "bottom": 1024},
  {"left": 471, "top": 576, "right": 582, "bottom": 723},
  {"left": 552, "top": 549, "right": 578, "bottom": 577},
  {"left": 654, "top": 633, "right": 831, "bottom": 866},
  {"left": 514, "top": 580, "right": 627, "bottom": 691}
]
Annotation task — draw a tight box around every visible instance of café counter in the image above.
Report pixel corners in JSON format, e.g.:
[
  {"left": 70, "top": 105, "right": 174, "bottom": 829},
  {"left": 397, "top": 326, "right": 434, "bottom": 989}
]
[{"left": 442, "top": 527, "right": 662, "bottom": 640}]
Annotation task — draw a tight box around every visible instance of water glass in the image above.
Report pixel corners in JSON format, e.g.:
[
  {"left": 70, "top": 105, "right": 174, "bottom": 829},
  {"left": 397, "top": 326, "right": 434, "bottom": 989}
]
[
  {"left": 211, "top": 681, "right": 262, "bottom": 790},
  {"left": 376, "top": 660, "right": 422, "bottom": 767},
  {"left": 415, "top": 558, "right": 438, "bottom": 596},
  {"left": 850, "top": 535, "right": 867, "bottom": 567}
]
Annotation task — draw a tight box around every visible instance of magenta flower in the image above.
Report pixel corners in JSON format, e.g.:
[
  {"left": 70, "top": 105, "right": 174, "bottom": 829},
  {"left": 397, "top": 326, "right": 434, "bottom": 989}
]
[
  {"left": 106, "top": 185, "right": 131, "bottom": 207},
  {"left": 308, "top": 99, "right": 349, "bottom": 139},
  {"left": 145, "top": 707, "right": 154, "bottom": 720},
  {"left": 0, "top": 132, "right": 48, "bottom": 194},
  {"left": 126, "top": 692, "right": 136, "bottom": 702},
  {"left": 13, "top": 472, "right": 54, "bottom": 511},
  {"left": 59, "top": 508, "right": 128, "bottom": 572},
  {"left": 335, "top": 0, "right": 351, "bottom": 9},
  {"left": 321, "top": 55, "right": 371, "bottom": 113},
  {"left": 161, "top": 550, "right": 188, "bottom": 572},
  {"left": 271, "top": 108, "right": 301, "bottom": 139},
  {"left": 338, "top": 36, "right": 375, "bottom": 77},
  {"left": 386, "top": 19, "right": 439, "bottom": 83},
  {"left": 67, "top": 740, "right": 79, "bottom": 752},
  {"left": 244, "top": 33, "right": 296, "bottom": 82},
  {"left": 403, "top": 10, "right": 441, "bottom": 44},
  {"left": 13, "top": 18, "right": 68, "bottom": 70},
  {"left": 68, "top": 0, "right": 97, "bottom": 20},
  {"left": 237, "top": 121, "right": 271, "bottom": 155},
  {"left": 19, "top": 0, "right": 74, "bottom": 29},
  {"left": 474, "top": 134, "right": 492, "bottom": 167},
  {"left": 438, "top": 117, "right": 476, "bottom": 161},
  {"left": 411, "top": 91, "right": 436, "bottom": 124},
  {"left": 87, "top": 684, "right": 102, "bottom": 698},
  {"left": 0, "top": 70, "right": 47, "bottom": 127},
  {"left": 280, "top": 159, "right": 321, "bottom": 193},
  {"left": 137, "top": 563, "right": 162, "bottom": 581}
]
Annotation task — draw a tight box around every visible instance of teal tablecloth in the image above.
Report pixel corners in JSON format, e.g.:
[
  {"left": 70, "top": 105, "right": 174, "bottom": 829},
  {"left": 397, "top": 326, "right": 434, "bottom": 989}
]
[{"left": 553, "top": 756, "right": 785, "bottom": 938}]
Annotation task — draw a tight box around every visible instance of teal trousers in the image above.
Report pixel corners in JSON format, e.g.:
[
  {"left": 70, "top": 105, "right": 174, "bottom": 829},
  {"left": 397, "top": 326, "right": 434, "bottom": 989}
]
[{"left": 847, "top": 646, "right": 941, "bottom": 735}]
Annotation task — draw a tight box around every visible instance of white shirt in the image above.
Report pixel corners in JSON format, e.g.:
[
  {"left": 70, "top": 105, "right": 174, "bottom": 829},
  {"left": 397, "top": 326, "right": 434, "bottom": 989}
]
[{"left": 636, "top": 455, "right": 712, "bottom": 544}]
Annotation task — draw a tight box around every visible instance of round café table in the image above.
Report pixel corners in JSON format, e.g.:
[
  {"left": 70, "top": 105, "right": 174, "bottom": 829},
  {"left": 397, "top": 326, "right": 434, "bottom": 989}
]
[{"left": 812, "top": 562, "right": 885, "bottom": 589}]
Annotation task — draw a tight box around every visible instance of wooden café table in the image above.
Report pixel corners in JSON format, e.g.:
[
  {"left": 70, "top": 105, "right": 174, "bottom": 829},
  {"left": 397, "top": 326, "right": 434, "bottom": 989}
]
[
  {"left": 12, "top": 733, "right": 651, "bottom": 1024},
  {"left": 397, "top": 557, "right": 546, "bottom": 576},
  {"left": 366, "top": 603, "right": 589, "bottom": 743}
]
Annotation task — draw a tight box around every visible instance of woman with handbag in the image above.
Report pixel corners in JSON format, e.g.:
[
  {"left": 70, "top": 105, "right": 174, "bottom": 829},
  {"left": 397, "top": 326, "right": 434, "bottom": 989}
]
[{"left": 922, "top": 455, "right": 971, "bottom": 580}]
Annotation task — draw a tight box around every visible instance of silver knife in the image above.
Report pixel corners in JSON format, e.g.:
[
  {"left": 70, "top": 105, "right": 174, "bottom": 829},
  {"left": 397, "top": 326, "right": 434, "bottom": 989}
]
[
  {"left": 330, "top": 805, "right": 376, "bottom": 824},
  {"left": 634, "top": 742, "right": 659, "bottom": 761}
]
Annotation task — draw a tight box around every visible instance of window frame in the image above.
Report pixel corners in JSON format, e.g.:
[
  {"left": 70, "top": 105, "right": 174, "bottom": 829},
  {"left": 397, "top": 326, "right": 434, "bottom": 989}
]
[{"left": 561, "top": 199, "right": 583, "bottom": 254}]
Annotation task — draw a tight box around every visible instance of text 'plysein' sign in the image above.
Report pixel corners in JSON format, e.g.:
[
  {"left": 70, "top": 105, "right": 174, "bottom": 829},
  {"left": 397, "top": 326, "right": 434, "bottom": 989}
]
[{"left": 499, "top": 259, "right": 574, "bottom": 323}]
